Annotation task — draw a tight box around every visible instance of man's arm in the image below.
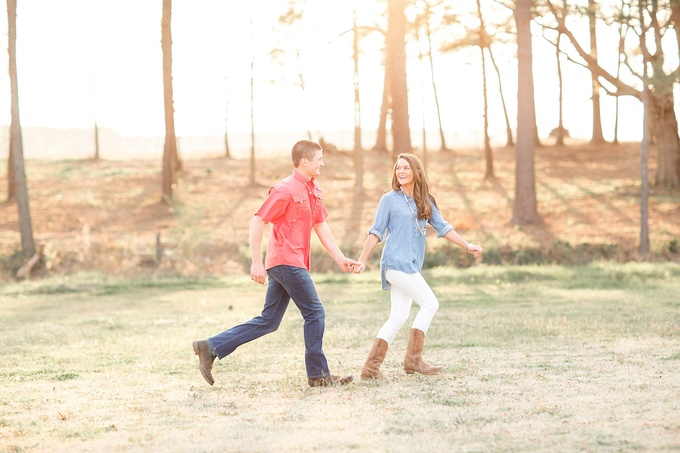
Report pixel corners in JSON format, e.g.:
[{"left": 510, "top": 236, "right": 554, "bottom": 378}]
[
  {"left": 313, "top": 221, "right": 359, "bottom": 273},
  {"left": 250, "top": 215, "right": 267, "bottom": 284}
]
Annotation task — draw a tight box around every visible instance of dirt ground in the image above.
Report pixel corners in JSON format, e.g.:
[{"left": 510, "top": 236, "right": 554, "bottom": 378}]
[{"left": 0, "top": 140, "right": 679, "bottom": 281}]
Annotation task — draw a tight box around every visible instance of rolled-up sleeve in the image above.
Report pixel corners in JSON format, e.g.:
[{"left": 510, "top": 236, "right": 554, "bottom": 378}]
[
  {"left": 368, "top": 194, "right": 391, "bottom": 241},
  {"left": 429, "top": 203, "right": 453, "bottom": 238}
]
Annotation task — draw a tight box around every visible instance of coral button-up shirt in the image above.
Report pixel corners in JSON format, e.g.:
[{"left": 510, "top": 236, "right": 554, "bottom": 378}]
[{"left": 255, "top": 170, "right": 328, "bottom": 271}]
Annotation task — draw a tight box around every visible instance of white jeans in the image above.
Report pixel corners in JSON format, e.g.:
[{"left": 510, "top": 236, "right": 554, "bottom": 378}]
[{"left": 376, "top": 269, "right": 440, "bottom": 345}]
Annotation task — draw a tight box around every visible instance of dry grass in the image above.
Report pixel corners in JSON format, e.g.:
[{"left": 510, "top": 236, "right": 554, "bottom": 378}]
[{"left": 1, "top": 263, "right": 679, "bottom": 452}]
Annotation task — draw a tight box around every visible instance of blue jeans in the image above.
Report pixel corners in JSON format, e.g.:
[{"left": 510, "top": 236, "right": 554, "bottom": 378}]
[{"left": 207, "top": 265, "right": 330, "bottom": 379}]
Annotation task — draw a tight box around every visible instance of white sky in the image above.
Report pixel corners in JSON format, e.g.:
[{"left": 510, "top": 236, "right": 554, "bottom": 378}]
[{"left": 0, "top": 0, "right": 648, "bottom": 156}]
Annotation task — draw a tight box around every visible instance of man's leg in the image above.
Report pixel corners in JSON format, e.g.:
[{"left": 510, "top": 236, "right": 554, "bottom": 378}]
[
  {"left": 281, "top": 266, "right": 353, "bottom": 386},
  {"left": 206, "top": 266, "right": 291, "bottom": 359}
]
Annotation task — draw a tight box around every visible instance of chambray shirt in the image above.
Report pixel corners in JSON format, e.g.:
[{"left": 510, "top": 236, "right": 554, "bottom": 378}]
[{"left": 368, "top": 190, "right": 453, "bottom": 290}]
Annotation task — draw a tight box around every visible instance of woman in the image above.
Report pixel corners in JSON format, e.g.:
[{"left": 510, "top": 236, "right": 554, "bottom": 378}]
[{"left": 353, "top": 153, "right": 483, "bottom": 379}]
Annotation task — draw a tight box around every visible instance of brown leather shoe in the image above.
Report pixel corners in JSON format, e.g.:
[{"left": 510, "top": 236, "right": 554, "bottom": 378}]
[
  {"left": 193, "top": 340, "right": 216, "bottom": 386},
  {"left": 308, "top": 374, "right": 354, "bottom": 387}
]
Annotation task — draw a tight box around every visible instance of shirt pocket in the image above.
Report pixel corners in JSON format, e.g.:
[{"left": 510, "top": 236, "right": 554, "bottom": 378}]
[{"left": 292, "top": 193, "right": 311, "bottom": 222}]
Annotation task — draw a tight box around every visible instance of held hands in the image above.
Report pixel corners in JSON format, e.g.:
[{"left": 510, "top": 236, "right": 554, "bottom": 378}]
[
  {"left": 352, "top": 261, "right": 366, "bottom": 274},
  {"left": 338, "top": 256, "right": 361, "bottom": 273}
]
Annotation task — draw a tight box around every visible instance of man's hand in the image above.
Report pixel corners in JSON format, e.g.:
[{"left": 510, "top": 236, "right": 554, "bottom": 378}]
[
  {"left": 250, "top": 262, "right": 266, "bottom": 285},
  {"left": 337, "top": 256, "right": 360, "bottom": 273},
  {"left": 352, "top": 261, "right": 366, "bottom": 274}
]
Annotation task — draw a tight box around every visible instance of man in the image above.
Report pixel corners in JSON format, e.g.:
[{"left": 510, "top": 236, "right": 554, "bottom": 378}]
[{"left": 193, "top": 140, "right": 357, "bottom": 387}]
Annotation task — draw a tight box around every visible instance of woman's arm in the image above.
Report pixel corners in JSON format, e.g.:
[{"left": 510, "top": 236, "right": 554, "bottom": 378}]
[
  {"left": 353, "top": 233, "right": 380, "bottom": 274},
  {"left": 313, "top": 221, "right": 359, "bottom": 272},
  {"left": 443, "top": 229, "right": 483, "bottom": 258}
]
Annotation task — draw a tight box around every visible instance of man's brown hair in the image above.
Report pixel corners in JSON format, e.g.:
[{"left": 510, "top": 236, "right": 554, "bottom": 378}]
[{"left": 291, "top": 140, "right": 322, "bottom": 167}]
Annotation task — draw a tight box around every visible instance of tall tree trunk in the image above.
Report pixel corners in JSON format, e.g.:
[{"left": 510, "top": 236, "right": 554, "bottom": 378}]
[
  {"left": 161, "top": 0, "right": 177, "bottom": 202},
  {"left": 353, "top": 10, "right": 364, "bottom": 195},
  {"left": 588, "top": 0, "right": 605, "bottom": 144},
  {"left": 487, "top": 47, "right": 514, "bottom": 147},
  {"left": 7, "top": 0, "right": 36, "bottom": 257},
  {"left": 417, "top": 28, "right": 427, "bottom": 166},
  {"left": 554, "top": 31, "right": 566, "bottom": 146},
  {"left": 249, "top": 22, "right": 256, "bottom": 186},
  {"left": 639, "top": 3, "right": 650, "bottom": 256},
  {"left": 477, "top": 0, "right": 493, "bottom": 178},
  {"left": 7, "top": 145, "right": 15, "bottom": 201},
  {"left": 373, "top": 63, "right": 389, "bottom": 153},
  {"left": 92, "top": 78, "right": 100, "bottom": 160},
  {"left": 422, "top": 4, "right": 447, "bottom": 152},
  {"left": 93, "top": 120, "right": 100, "bottom": 160},
  {"left": 481, "top": 47, "right": 493, "bottom": 178},
  {"left": 613, "top": 2, "right": 626, "bottom": 145},
  {"left": 224, "top": 76, "right": 231, "bottom": 159},
  {"left": 650, "top": 93, "right": 680, "bottom": 188},
  {"left": 512, "top": 0, "right": 541, "bottom": 225},
  {"left": 387, "top": 0, "right": 412, "bottom": 158},
  {"left": 639, "top": 87, "right": 651, "bottom": 256}
]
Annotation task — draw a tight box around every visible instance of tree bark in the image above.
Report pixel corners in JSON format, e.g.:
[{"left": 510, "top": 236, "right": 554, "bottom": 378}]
[
  {"left": 639, "top": 88, "right": 650, "bottom": 256},
  {"left": 487, "top": 47, "right": 514, "bottom": 147},
  {"left": 387, "top": 0, "right": 412, "bottom": 158},
  {"left": 161, "top": 0, "right": 177, "bottom": 201},
  {"left": 588, "top": 0, "right": 605, "bottom": 144},
  {"left": 512, "top": 0, "right": 541, "bottom": 225},
  {"left": 650, "top": 91, "right": 680, "bottom": 188},
  {"left": 639, "top": 4, "right": 651, "bottom": 257},
  {"left": 249, "top": 25, "right": 256, "bottom": 186},
  {"left": 422, "top": 3, "right": 447, "bottom": 152},
  {"left": 477, "top": 0, "right": 493, "bottom": 178},
  {"left": 373, "top": 64, "right": 389, "bottom": 153},
  {"left": 7, "top": 141, "right": 15, "bottom": 201},
  {"left": 7, "top": 0, "right": 36, "bottom": 257},
  {"left": 353, "top": 10, "right": 364, "bottom": 195},
  {"left": 554, "top": 31, "right": 565, "bottom": 146}
]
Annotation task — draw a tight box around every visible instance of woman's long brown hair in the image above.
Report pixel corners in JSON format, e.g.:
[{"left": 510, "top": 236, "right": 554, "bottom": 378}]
[{"left": 390, "top": 153, "right": 438, "bottom": 220}]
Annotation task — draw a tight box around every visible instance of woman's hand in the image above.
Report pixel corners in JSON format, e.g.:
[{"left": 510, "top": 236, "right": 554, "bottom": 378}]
[
  {"left": 466, "top": 243, "right": 484, "bottom": 259},
  {"left": 352, "top": 261, "right": 366, "bottom": 274}
]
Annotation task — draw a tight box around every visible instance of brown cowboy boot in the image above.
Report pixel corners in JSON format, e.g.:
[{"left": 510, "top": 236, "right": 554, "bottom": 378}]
[
  {"left": 193, "top": 340, "right": 216, "bottom": 386},
  {"left": 403, "top": 328, "right": 442, "bottom": 375},
  {"left": 361, "top": 338, "right": 388, "bottom": 380},
  {"left": 308, "top": 374, "right": 354, "bottom": 387}
]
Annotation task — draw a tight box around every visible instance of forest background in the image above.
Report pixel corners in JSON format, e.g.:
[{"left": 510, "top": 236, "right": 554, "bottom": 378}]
[{"left": 1, "top": 0, "right": 680, "bottom": 281}]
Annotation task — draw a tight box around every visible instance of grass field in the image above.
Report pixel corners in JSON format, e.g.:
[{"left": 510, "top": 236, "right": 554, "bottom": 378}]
[{"left": 1, "top": 263, "right": 679, "bottom": 452}]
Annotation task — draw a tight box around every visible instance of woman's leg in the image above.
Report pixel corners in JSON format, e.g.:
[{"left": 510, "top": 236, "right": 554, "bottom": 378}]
[
  {"left": 386, "top": 271, "right": 439, "bottom": 334},
  {"left": 376, "top": 270, "right": 414, "bottom": 344},
  {"left": 383, "top": 270, "right": 442, "bottom": 375}
]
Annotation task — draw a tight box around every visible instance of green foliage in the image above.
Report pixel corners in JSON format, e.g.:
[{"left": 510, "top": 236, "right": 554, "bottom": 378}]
[{"left": 417, "top": 239, "right": 642, "bottom": 269}]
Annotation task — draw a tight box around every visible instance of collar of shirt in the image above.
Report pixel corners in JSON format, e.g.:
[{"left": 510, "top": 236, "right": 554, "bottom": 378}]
[
  {"left": 293, "top": 169, "right": 314, "bottom": 185},
  {"left": 293, "top": 169, "right": 320, "bottom": 205}
]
